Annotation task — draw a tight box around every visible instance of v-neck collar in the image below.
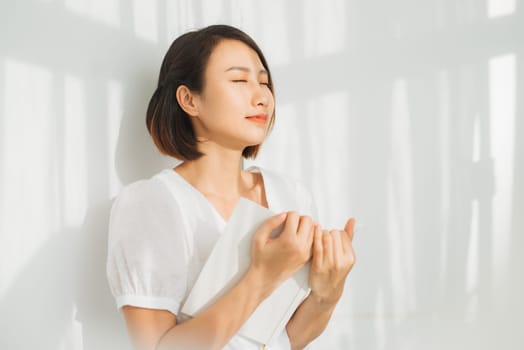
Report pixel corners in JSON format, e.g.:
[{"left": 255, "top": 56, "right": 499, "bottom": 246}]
[{"left": 168, "top": 165, "right": 271, "bottom": 224}]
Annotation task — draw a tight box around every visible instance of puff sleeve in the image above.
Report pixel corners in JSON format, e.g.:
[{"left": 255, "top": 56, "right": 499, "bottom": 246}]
[{"left": 106, "top": 177, "right": 190, "bottom": 315}]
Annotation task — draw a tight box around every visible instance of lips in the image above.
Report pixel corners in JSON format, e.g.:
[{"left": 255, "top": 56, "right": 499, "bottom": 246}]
[{"left": 246, "top": 114, "right": 268, "bottom": 123}]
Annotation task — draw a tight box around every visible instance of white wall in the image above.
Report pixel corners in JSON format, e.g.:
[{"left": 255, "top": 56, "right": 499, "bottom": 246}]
[{"left": 1, "top": 0, "right": 523, "bottom": 349}]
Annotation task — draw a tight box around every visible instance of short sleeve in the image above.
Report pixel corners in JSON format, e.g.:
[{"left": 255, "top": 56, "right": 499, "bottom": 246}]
[{"left": 106, "top": 177, "right": 189, "bottom": 315}]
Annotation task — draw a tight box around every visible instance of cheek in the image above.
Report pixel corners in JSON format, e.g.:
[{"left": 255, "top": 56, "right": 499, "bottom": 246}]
[
  {"left": 200, "top": 89, "right": 244, "bottom": 123},
  {"left": 200, "top": 88, "right": 227, "bottom": 112},
  {"left": 210, "top": 85, "right": 243, "bottom": 107}
]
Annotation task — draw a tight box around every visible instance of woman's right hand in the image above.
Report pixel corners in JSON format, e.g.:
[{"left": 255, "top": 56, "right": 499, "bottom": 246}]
[{"left": 248, "top": 212, "right": 315, "bottom": 293}]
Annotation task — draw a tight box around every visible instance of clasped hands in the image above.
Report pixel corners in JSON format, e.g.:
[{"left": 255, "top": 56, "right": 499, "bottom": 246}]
[{"left": 251, "top": 212, "right": 356, "bottom": 306}]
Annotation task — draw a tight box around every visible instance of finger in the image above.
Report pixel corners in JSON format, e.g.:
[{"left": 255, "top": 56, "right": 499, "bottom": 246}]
[
  {"left": 322, "top": 230, "right": 334, "bottom": 266},
  {"left": 344, "top": 218, "right": 356, "bottom": 242},
  {"left": 297, "top": 215, "right": 313, "bottom": 235},
  {"left": 254, "top": 212, "right": 288, "bottom": 244},
  {"left": 281, "top": 211, "right": 300, "bottom": 239},
  {"left": 331, "top": 230, "right": 344, "bottom": 264},
  {"left": 306, "top": 223, "right": 315, "bottom": 257},
  {"left": 297, "top": 215, "right": 314, "bottom": 242},
  {"left": 312, "top": 225, "right": 323, "bottom": 269},
  {"left": 347, "top": 241, "right": 356, "bottom": 269},
  {"left": 339, "top": 227, "right": 351, "bottom": 254}
]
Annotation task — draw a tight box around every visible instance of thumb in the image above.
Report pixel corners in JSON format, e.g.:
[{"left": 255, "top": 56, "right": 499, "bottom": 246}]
[
  {"left": 254, "top": 212, "right": 288, "bottom": 243},
  {"left": 344, "top": 218, "right": 356, "bottom": 242}
]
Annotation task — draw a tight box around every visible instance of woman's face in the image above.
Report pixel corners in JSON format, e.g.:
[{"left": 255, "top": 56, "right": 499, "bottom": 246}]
[{"left": 191, "top": 39, "right": 275, "bottom": 150}]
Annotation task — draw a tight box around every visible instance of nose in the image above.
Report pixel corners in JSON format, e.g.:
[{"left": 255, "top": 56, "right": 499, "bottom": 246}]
[{"left": 251, "top": 83, "right": 270, "bottom": 107}]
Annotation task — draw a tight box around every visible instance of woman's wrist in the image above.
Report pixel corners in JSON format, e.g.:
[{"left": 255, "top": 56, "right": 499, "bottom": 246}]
[
  {"left": 309, "top": 287, "right": 343, "bottom": 310},
  {"left": 243, "top": 266, "right": 278, "bottom": 300}
]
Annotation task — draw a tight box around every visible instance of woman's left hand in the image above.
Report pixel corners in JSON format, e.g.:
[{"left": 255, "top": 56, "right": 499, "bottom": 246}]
[{"left": 308, "top": 218, "right": 356, "bottom": 306}]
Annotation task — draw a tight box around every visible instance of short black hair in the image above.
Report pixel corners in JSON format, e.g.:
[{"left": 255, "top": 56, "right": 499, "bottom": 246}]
[{"left": 146, "top": 24, "right": 275, "bottom": 161}]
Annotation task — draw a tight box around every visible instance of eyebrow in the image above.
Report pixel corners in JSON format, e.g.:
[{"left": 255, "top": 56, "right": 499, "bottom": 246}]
[{"left": 224, "top": 66, "right": 268, "bottom": 76}]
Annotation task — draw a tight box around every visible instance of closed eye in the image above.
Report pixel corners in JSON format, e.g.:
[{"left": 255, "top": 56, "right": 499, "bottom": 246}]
[{"left": 231, "top": 80, "right": 269, "bottom": 87}]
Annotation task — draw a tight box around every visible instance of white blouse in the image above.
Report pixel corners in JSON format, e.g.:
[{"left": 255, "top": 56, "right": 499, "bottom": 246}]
[{"left": 106, "top": 165, "right": 318, "bottom": 349}]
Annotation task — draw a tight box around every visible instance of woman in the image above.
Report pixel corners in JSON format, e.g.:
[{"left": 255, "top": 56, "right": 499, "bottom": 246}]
[{"left": 106, "top": 24, "right": 356, "bottom": 350}]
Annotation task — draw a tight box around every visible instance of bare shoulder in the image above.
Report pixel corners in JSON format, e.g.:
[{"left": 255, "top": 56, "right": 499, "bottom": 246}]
[{"left": 122, "top": 306, "right": 177, "bottom": 350}]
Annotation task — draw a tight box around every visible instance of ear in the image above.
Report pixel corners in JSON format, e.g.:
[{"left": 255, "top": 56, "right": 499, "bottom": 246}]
[{"left": 176, "top": 85, "right": 200, "bottom": 117}]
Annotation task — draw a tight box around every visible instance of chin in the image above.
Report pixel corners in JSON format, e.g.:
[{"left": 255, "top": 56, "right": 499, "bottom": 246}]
[{"left": 242, "top": 131, "right": 267, "bottom": 145}]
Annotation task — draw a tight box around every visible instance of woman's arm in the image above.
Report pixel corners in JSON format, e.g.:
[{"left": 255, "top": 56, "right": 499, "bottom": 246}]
[
  {"left": 123, "top": 269, "right": 273, "bottom": 350},
  {"left": 285, "top": 292, "right": 338, "bottom": 350},
  {"left": 155, "top": 267, "right": 275, "bottom": 350},
  {"left": 123, "top": 212, "right": 315, "bottom": 350},
  {"left": 286, "top": 218, "right": 357, "bottom": 350}
]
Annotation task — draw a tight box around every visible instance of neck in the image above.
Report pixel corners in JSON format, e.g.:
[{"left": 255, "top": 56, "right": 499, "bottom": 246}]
[{"left": 174, "top": 148, "right": 252, "bottom": 199}]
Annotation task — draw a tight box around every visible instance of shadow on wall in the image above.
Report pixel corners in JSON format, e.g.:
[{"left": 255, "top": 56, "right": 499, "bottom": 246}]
[
  {"left": 0, "top": 77, "right": 171, "bottom": 350},
  {"left": 0, "top": 202, "right": 130, "bottom": 350},
  {"left": 0, "top": 0, "right": 175, "bottom": 348}
]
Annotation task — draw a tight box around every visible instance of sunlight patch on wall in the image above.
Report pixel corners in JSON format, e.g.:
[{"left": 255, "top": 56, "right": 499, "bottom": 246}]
[
  {"left": 165, "top": 0, "right": 196, "bottom": 43},
  {"left": 464, "top": 116, "right": 482, "bottom": 318},
  {"left": 489, "top": 53, "right": 515, "bottom": 298},
  {"left": 303, "top": 0, "right": 346, "bottom": 58},
  {"left": 437, "top": 69, "right": 451, "bottom": 297},
  {"left": 487, "top": 0, "right": 515, "bottom": 18},
  {"left": 229, "top": 0, "right": 257, "bottom": 41},
  {"left": 65, "top": 0, "right": 120, "bottom": 28},
  {"left": 64, "top": 74, "right": 87, "bottom": 227},
  {"left": 0, "top": 59, "right": 54, "bottom": 298},
  {"left": 57, "top": 303, "right": 83, "bottom": 350},
  {"left": 305, "top": 91, "right": 350, "bottom": 227},
  {"left": 387, "top": 78, "right": 416, "bottom": 319},
  {"left": 250, "top": 1, "right": 291, "bottom": 66},
  {"left": 466, "top": 197, "right": 480, "bottom": 294},
  {"left": 200, "top": 0, "right": 226, "bottom": 26},
  {"left": 133, "top": 0, "right": 158, "bottom": 43},
  {"left": 466, "top": 198, "right": 480, "bottom": 319},
  {"left": 107, "top": 79, "right": 123, "bottom": 198}
]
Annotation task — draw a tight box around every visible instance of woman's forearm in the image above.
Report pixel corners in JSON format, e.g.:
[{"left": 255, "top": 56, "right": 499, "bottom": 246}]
[
  {"left": 285, "top": 292, "right": 339, "bottom": 350},
  {"left": 157, "top": 268, "right": 275, "bottom": 350}
]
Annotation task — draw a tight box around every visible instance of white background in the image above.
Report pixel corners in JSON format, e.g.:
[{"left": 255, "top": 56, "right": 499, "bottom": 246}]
[{"left": 1, "top": 0, "right": 523, "bottom": 349}]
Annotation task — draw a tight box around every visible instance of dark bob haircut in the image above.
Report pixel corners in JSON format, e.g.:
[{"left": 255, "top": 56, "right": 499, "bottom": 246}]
[{"left": 145, "top": 24, "right": 275, "bottom": 161}]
